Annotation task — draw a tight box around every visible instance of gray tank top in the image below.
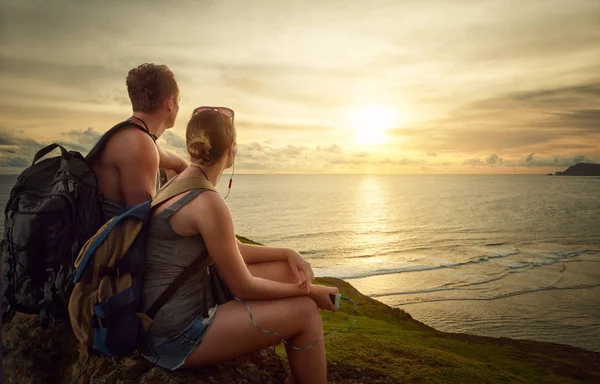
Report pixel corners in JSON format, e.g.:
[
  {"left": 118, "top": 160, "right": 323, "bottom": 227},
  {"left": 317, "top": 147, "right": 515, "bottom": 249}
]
[{"left": 140, "top": 188, "right": 216, "bottom": 337}]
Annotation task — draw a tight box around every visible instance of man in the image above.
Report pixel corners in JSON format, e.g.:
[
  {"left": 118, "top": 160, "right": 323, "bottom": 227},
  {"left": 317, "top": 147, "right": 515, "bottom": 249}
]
[{"left": 91, "top": 63, "right": 188, "bottom": 220}]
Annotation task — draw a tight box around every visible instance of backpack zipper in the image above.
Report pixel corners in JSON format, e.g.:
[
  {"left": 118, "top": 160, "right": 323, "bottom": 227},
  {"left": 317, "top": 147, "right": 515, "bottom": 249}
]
[{"left": 67, "top": 179, "right": 78, "bottom": 199}]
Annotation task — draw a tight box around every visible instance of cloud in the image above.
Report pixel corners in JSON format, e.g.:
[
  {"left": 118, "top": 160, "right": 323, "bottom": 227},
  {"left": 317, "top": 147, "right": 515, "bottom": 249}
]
[
  {"left": 516, "top": 153, "right": 595, "bottom": 167},
  {"left": 464, "top": 158, "right": 484, "bottom": 166},
  {"left": 316, "top": 144, "right": 342, "bottom": 153},
  {"left": 0, "top": 127, "right": 102, "bottom": 172},
  {"left": 161, "top": 131, "right": 186, "bottom": 150},
  {"left": 233, "top": 141, "right": 424, "bottom": 172},
  {"left": 486, "top": 153, "right": 503, "bottom": 165},
  {"left": 280, "top": 145, "right": 308, "bottom": 156},
  {"left": 57, "top": 127, "right": 103, "bottom": 153},
  {"left": 464, "top": 152, "right": 595, "bottom": 168},
  {"left": 1, "top": 157, "right": 30, "bottom": 168},
  {"left": 238, "top": 120, "right": 336, "bottom": 133},
  {"left": 2, "top": 1, "right": 600, "bottom": 174},
  {"left": 551, "top": 109, "right": 600, "bottom": 131},
  {"left": 379, "top": 158, "right": 423, "bottom": 166},
  {"left": 0, "top": 130, "right": 44, "bottom": 170},
  {"left": 395, "top": 82, "right": 600, "bottom": 157}
]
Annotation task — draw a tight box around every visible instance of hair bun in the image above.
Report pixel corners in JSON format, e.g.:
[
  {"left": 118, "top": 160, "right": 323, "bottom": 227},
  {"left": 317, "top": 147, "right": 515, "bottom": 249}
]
[{"left": 187, "top": 132, "right": 212, "bottom": 162}]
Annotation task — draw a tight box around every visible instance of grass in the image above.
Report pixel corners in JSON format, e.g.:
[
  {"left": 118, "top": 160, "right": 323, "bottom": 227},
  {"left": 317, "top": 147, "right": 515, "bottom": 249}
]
[
  {"left": 241, "top": 237, "right": 600, "bottom": 383},
  {"left": 271, "top": 277, "right": 599, "bottom": 383}
]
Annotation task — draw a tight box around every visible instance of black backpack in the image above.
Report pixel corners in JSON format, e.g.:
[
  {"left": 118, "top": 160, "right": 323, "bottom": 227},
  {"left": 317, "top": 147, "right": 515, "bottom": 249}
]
[{"left": 1, "top": 120, "right": 154, "bottom": 327}]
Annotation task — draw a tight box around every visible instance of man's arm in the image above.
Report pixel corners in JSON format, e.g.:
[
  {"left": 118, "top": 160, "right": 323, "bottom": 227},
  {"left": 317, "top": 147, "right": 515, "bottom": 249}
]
[
  {"left": 236, "top": 240, "right": 315, "bottom": 286},
  {"left": 113, "top": 129, "right": 160, "bottom": 206},
  {"left": 157, "top": 143, "right": 188, "bottom": 174}
]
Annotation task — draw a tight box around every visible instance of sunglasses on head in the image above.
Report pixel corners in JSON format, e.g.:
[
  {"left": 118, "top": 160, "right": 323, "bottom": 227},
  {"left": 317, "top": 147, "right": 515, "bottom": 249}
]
[{"left": 193, "top": 106, "right": 235, "bottom": 122}]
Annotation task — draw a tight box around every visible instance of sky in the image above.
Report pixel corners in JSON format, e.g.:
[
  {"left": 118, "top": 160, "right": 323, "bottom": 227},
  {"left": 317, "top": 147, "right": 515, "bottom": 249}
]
[{"left": 1, "top": 0, "right": 599, "bottom": 174}]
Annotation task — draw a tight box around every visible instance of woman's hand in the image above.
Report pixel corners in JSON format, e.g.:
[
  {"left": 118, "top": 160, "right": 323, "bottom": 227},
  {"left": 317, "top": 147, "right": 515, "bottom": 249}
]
[
  {"left": 284, "top": 248, "right": 315, "bottom": 289},
  {"left": 309, "top": 284, "right": 340, "bottom": 312}
]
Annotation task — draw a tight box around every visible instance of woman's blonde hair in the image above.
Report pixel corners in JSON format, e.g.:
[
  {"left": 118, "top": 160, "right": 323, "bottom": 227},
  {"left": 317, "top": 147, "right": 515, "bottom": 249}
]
[{"left": 186, "top": 110, "right": 236, "bottom": 165}]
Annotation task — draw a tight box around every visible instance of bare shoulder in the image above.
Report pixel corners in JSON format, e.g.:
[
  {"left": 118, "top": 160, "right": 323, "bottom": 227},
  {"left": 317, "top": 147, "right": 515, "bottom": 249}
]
[
  {"left": 185, "top": 189, "right": 232, "bottom": 229},
  {"left": 104, "top": 127, "right": 158, "bottom": 166},
  {"left": 189, "top": 189, "right": 229, "bottom": 217}
]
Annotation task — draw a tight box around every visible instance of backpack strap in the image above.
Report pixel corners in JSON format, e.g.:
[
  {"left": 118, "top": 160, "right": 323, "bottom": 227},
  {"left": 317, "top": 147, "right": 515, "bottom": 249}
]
[
  {"left": 145, "top": 255, "right": 212, "bottom": 319},
  {"left": 85, "top": 120, "right": 156, "bottom": 164},
  {"left": 160, "top": 190, "right": 206, "bottom": 218},
  {"left": 72, "top": 202, "right": 150, "bottom": 284},
  {"left": 32, "top": 143, "right": 71, "bottom": 165},
  {"left": 151, "top": 177, "right": 216, "bottom": 208},
  {"left": 144, "top": 177, "right": 218, "bottom": 319},
  {"left": 73, "top": 178, "right": 216, "bottom": 284}
]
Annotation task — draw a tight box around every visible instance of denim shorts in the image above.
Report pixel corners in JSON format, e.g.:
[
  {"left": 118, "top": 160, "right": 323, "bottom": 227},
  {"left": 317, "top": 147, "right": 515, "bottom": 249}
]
[{"left": 140, "top": 305, "right": 218, "bottom": 370}]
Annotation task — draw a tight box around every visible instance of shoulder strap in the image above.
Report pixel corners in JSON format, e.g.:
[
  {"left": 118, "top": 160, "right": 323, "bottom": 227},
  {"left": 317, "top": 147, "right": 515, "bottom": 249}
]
[
  {"left": 162, "top": 190, "right": 205, "bottom": 218},
  {"left": 145, "top": 177, "right": 218, "bottom": 318},
  {"left": 145, "top": 255, "right": 212, "bottom": 319},
  {"left": 85, "top": 120, "right": 155, "bottom": 164},
  {"left": 73, "top": 201, "right": 150, "bottom": 284},
  {"left": 151, "top": 177, "right": 216, "bottom": 208}
]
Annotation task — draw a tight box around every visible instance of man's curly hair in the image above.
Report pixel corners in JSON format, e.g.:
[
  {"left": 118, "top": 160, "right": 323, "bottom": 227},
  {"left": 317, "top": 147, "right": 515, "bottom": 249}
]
[{"left": 126, "top": 63, "right": 179, "bottom": 113}]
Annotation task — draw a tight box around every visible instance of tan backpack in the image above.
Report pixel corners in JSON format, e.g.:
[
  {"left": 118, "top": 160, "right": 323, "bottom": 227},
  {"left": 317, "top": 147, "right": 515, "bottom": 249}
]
[{"left": 68, "top": 177, "right": 216, "bottom": 357}]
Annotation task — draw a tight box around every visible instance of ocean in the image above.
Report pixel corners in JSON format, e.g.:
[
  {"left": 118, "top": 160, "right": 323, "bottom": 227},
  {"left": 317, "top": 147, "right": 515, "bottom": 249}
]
[{"left": 1, "top": 174, "right": 599, "bottom": 352}]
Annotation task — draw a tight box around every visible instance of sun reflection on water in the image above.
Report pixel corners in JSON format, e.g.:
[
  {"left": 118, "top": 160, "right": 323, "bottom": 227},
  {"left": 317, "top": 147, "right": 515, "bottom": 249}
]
[{"left": 351, "top": 176, "right": 392, "bottom": 253}]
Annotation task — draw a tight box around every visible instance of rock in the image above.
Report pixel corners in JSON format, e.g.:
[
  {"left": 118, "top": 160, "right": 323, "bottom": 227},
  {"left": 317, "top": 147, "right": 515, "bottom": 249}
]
[
  {"left": 3, "top": 312, "right": 399, "bottom": 384},
  {"left": 553, "top": 163, "right": 600, "bottom": 176},
  {"left": 2, "top": 313, "right": 287, "bottom": 384}
]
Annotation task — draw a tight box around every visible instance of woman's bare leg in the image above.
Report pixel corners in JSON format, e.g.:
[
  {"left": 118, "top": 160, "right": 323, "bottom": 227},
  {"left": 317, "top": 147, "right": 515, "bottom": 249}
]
[
  {"left": 181, "top": 297, "right": 326, "bottom": 384},
  {"left": 247, "top": 261, "right": 333, "bottom": 383}
]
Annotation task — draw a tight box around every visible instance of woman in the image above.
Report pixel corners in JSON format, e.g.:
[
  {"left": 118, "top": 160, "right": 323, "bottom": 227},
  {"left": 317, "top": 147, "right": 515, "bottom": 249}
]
[{"left": 140, "top": 106, "right": 339, "bottom": 384}]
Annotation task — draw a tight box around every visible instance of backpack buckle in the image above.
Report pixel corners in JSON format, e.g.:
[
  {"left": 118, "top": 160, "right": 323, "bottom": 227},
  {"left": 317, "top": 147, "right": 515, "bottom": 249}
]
[
  {"left": 99, "top": 265, "right": 122, "bottom": 278},
  {"left": 90, "top": 315, "right": 106, "bottom": 328}
]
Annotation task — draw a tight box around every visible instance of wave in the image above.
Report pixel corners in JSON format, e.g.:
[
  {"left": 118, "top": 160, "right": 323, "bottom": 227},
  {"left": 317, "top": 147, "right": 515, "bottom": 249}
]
[
  {"left": 395, "top": 282, "right": 600, "bottom": 305},
  {"left": 509, "top": 264, "right": 529, "bottom": 269},
  {"left": 318, "top": 247, "right": 596, "bottom": 281},
  {"left": 549, "top": 249, "right": 598, "bottom": 257},
  {"left": 276, "top": 229, "right": 367, "bottom": 241},
  {"left": 321, "top": 245, "right": 519, "bottom": 262},
  {"left": 451, "top": 271, "right": 520, "bottom": 288},
  {"left": 328, "top": 249, "right": 521, "bottom": 280},
  {"left": 371, "top": 270, "right": 523, "bottom": 298},
  {"left": 344, "top": 244, "right": 464, "bottom": 259},
  {"left": 367, "top": 250, "right": 594, "bottom": 298},
  {"left": 521, "top": 249, "right": 594, "bottom": 268},
  {"left": 371, "top": 286, "right": 479, "bottom": 297}
]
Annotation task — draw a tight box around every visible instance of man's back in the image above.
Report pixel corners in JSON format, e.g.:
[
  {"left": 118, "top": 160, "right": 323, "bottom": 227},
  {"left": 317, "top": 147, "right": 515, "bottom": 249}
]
[{"left": 93, "top": 125, "right": 160, "bottom": 221}]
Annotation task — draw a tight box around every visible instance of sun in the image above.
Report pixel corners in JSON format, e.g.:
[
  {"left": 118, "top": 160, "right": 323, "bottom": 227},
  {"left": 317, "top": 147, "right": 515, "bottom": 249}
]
[{"left": 350, "top": 105, "right": 397, "bottom": 145}]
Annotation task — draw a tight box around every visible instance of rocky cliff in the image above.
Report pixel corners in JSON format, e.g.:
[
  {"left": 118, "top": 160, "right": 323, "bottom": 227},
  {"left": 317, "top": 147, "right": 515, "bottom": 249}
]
[{"left": 553, "top": 162, "right": 600, "bottom": 176}]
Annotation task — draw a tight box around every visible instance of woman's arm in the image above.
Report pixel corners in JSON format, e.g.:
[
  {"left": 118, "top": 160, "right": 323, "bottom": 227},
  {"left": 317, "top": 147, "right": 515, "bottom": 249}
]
[
  {"left": 236, "top": 241, "right": 286, "bottom": 264},
  {"left": 237, "top": 241, "right": 315, "bottom": 287},
  {"left": 192, "top": 192, "right": 308, "bottom": 300}
]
